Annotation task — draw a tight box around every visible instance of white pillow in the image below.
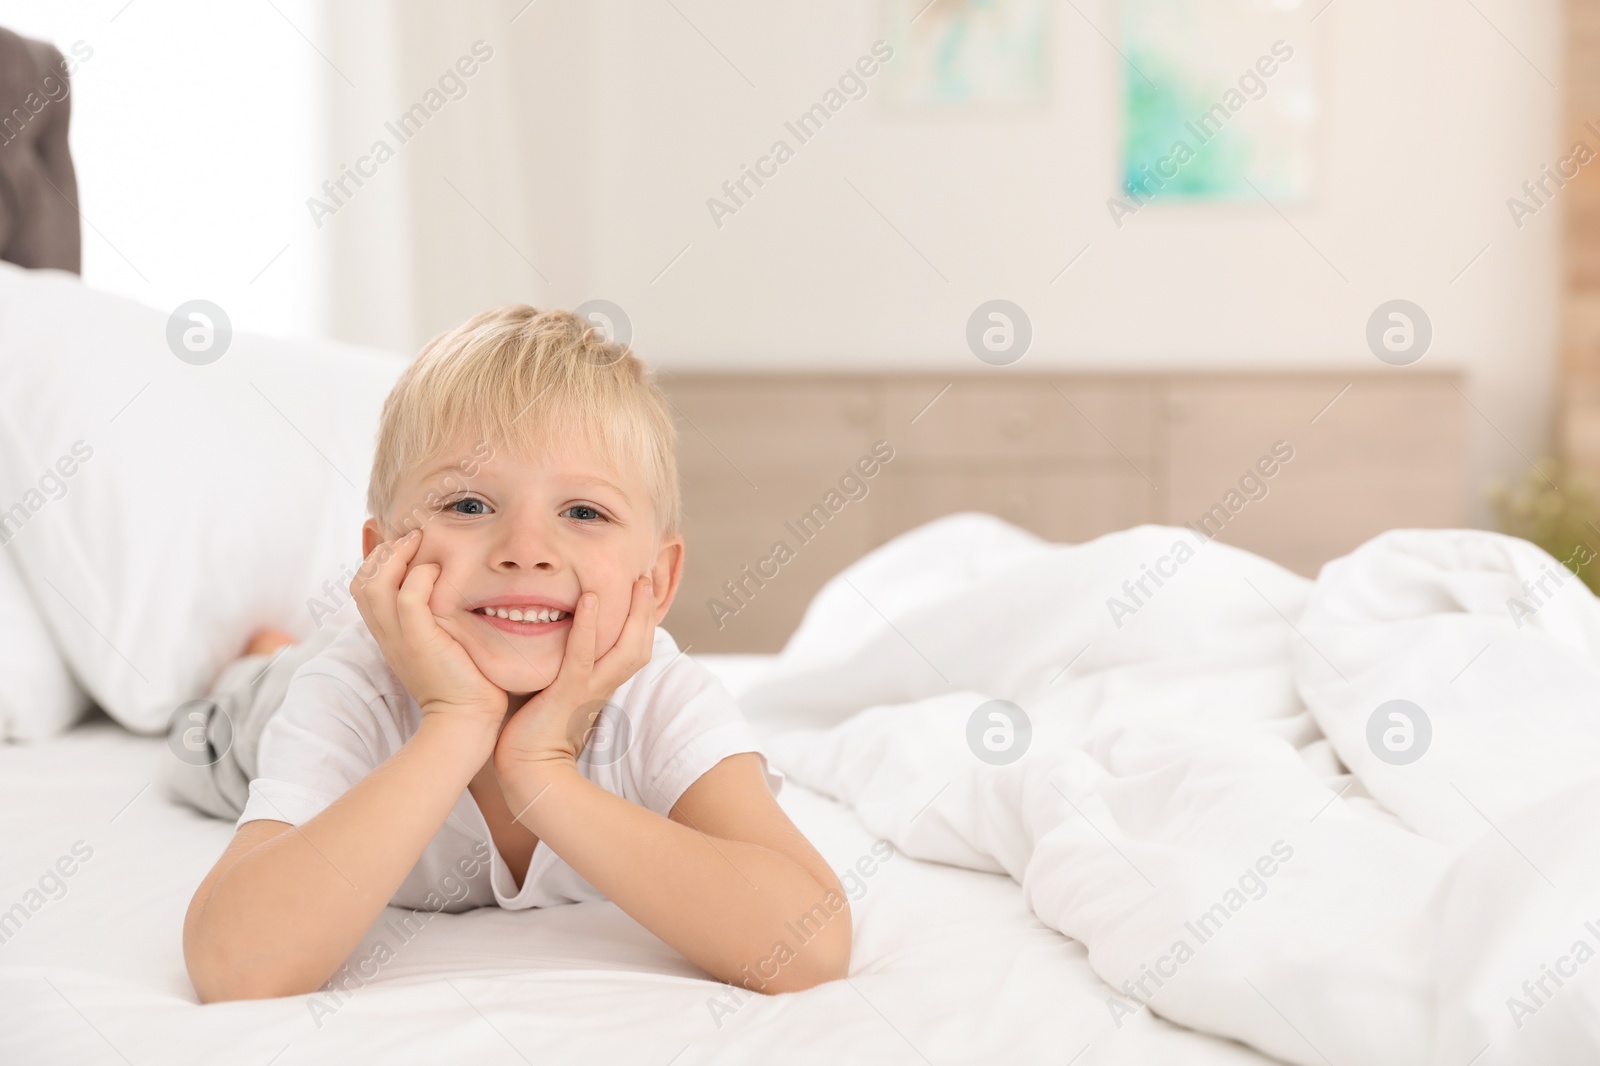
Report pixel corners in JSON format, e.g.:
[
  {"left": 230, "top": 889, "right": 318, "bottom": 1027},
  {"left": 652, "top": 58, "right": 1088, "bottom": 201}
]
[
  {"left": 735, "top": 512, "right": 1055, "bottom": 737},
  {"left": 779, "top": 511, "right": 1052, "bottom": 663},
  {"left": 0, "top": 546, "right": 91, "bottom": 740},
  {"left": 0, "top": 263, "right": 405, "bottom": 733}
]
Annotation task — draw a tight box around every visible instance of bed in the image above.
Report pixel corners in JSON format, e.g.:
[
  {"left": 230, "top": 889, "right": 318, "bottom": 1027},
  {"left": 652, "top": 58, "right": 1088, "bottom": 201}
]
[
  {"left": 0, "top": 658, "right": 1272, "bottom": 1066},
  {"left": 6, "top": 23, "right": 1600, "bottom": 1066},
  {"left": 12, "top": 510, "right": 1600, "bottom": 1066}
]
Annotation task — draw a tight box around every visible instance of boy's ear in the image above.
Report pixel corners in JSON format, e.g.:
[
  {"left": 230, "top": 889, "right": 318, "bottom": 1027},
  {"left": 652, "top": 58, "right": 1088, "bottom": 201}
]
[
  {"left": 362, "top": 518, "right": 384, "bottom": 560},
  {"left": 650, "top": 537, "right": 685, "bottom": 620}
]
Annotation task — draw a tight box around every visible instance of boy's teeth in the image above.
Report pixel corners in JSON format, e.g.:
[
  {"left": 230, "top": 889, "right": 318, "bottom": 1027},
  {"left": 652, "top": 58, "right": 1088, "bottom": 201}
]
[{"left": 482, "top": 607, "right": 567, "bottom": 623}]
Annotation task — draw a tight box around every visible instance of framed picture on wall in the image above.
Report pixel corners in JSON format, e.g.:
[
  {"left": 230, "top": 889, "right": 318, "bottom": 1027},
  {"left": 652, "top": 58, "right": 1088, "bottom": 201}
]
[
  {"left": 1120, "top": 0, "right": 1317, "bottom": 202},
  {"left": 880, "top": 0, "right": 1050, "bottom": 107}
]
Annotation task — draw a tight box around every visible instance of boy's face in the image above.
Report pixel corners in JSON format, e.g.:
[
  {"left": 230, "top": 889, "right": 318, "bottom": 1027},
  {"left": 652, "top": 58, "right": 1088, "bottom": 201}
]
[{"left": 364, "top": 433, "right": 683, "bottom": 697}]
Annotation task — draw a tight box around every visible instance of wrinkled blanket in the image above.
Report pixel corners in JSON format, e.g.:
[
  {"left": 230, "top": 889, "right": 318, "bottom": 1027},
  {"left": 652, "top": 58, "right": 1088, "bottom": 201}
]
[{"left": 742, "top": 514, "right": 1600, "bottom": 1065}]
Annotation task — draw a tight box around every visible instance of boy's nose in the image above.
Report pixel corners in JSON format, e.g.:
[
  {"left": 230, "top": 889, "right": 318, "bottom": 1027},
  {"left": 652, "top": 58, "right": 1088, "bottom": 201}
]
[
  {"left": 493, "top": 548, "right": 557, "bottom": 572},
  {"left": 495, "top": 557, "right": 554, "bottom": 571},
  {"left": 491, "top": 522, "right": 558, "bottom": 572}
]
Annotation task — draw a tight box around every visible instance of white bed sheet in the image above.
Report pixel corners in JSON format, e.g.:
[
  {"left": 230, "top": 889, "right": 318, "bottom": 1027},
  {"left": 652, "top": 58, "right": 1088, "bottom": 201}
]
[{"left": 0, "top": 655, "right": 1279, "bottom": 1066}]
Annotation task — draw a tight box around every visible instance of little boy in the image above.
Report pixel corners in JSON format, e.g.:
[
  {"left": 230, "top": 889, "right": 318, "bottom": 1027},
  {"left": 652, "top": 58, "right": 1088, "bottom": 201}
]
[{"left": 177, "top": 306, "right": 850, "bottom": 1001}]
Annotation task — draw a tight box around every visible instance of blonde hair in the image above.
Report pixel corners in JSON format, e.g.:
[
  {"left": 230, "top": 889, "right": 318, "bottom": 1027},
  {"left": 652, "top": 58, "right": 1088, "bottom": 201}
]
[{"left": 366, "top": 305, "right": 681, "bottom": 541}]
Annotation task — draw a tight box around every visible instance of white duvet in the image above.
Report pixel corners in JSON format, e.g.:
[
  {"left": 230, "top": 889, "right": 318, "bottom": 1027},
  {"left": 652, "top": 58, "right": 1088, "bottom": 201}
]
[{"left": 742, "top": 514, "right": 1600, "bottom": 1066}]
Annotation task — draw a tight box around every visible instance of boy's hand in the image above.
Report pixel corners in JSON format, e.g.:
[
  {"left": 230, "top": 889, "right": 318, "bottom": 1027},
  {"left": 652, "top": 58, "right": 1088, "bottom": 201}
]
[
  {"left": 493, "top": 575, "right": 657, "bottom": 775},
  {"left": 350, "top": 529, "right": 507, "bottom": 739}
]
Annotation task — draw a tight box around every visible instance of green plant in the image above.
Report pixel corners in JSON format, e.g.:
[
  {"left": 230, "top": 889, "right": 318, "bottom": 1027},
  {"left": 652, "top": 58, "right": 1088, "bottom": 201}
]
[{"left": 1488, "top": 459, "right": 1600, "bottom": 595}]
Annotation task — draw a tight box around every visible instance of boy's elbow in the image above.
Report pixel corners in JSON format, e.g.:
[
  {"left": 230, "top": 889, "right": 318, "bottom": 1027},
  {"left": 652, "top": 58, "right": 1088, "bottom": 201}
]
[
  {"left": 185, "top": 930, "right": 323, "bottom": 1004},
  {"left": 188, "top": 951, "right": 310, "bottom": 1004},
  {"left": 787, "top": 951, "right": 851, "bottom": 993},
  {"left": 751, "top": 923, "right": 853, "bottom": 995},
  {"left": 191, "top": 972, "right": 251, "bottom": 1005},
  {"left": 759, "top": 948, "right": 850, "bottom": 995},
  {"left": 809, "top": 936, "right": 854, "bottom": 988}
]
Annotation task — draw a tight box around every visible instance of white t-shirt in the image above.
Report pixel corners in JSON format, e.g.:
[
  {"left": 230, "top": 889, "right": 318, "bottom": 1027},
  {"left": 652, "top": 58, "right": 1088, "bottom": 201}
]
[{"left": 237, "top": 622, "right": 783, "bottom": 913}]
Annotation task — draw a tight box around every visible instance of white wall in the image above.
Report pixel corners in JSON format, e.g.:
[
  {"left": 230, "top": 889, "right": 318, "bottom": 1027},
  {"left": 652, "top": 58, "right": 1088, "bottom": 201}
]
[
  {"left": 0, "top": 0, "right": 327, "bottom": 340},
  {"left": 555, "top": 0, "right": 1562, "bottom": 525},
  {"left": 1, "top": 0, "right": 1564, "bottom": 524}
]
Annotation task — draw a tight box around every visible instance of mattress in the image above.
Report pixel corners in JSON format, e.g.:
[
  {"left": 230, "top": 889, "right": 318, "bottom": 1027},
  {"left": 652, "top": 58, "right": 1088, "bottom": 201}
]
[{"left": 0, "top": 654, "right": 1276, "bottom": 1066}]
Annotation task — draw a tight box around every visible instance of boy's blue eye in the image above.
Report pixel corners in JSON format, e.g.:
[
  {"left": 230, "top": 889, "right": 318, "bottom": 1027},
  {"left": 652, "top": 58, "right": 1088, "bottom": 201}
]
[
  {"left": 451, "top": 497, "right": 489, "bottom": 516},
  {"left": 565, "top": 505, "right": 603, "bottom": 521}
]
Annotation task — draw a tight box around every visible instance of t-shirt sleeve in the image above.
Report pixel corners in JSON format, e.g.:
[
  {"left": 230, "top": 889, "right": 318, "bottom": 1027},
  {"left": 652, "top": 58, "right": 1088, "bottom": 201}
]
[
  {"left": 235, "top": 666, "right": 396, "bottom": 829},
  {"left": 633, "top": 652, "right": 785, "bottom": 816}
]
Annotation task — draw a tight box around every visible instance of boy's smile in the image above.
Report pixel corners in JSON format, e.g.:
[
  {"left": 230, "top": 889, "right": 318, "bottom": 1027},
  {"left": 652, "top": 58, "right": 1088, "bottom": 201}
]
[
  {"left": 362, "top": 432, "right": 682, "bottom": 697},
  {"left": 470, "top": 596, "right": 573, "bottom": 636}
]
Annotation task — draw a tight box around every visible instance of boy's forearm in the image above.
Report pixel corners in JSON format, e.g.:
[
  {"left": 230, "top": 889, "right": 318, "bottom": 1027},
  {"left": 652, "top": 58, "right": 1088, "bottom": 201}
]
[
  {"left": 501, "top": 762, "right": 851, "bottom": 994},
  {"left": 186, "top": 716, "right": 493, "bottom": 1001}
]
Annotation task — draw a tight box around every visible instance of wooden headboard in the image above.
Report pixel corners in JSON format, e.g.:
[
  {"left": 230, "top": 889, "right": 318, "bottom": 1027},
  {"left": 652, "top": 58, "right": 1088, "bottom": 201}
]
[
  {"left": 658, "top": 370, "right": 1466, "bottom": 653},
  {"left": 0, "top": 26, "right": 82, "bottom": 273}
]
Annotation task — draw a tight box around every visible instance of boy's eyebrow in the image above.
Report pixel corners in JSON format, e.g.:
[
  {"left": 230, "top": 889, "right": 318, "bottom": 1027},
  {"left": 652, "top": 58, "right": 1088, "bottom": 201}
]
[
  {"left": 420, "top": 459, "right": 476, "bottom": 483},
  {"left": 417, "top": 457, "right": 630, "bottom": 501},
  {"left": 569, "top": 475, "right": 630, "bottom": 500}
]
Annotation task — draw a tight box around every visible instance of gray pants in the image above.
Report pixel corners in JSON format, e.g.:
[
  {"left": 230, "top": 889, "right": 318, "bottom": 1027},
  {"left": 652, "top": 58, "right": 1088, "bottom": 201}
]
[{"left": 160, "top": 624, "right": 346, "bottom": 821}]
